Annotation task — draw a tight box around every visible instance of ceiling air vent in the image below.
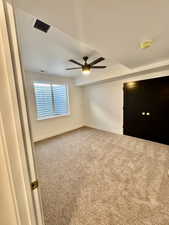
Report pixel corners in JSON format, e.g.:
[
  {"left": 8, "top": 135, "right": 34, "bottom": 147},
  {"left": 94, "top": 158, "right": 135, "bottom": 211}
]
[{"left": 34, "top": 19, "right": 50, "bottom": 33}]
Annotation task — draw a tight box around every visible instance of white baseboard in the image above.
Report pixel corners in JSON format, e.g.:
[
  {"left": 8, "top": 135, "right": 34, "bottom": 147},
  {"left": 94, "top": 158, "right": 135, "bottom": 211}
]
[
  {"left": 85, "top": 124, "right": 123, "bottom": 135},
  {"left": 33, "top": 124, "right": 123, "bottom": 142},
  {"left": 33, "top": 125, "right": 85, "bottom": 142}
]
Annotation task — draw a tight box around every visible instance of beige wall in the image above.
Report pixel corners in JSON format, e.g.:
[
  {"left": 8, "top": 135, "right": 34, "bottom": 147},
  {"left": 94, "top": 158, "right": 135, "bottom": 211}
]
[
  {"left": 24, "top": 71, "right": 84, "bottom": 142},
  {"left": 83, "top": 69, "right": 169, "bottom": 134}
]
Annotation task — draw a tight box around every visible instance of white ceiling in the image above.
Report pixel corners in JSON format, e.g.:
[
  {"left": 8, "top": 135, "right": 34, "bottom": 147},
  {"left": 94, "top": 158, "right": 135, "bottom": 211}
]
[
  {"left": 16, "top": 10, "right": 112, "bottom": 77},
  {"left": 15, "top": 0, "right": 169, "bottom": 82}
]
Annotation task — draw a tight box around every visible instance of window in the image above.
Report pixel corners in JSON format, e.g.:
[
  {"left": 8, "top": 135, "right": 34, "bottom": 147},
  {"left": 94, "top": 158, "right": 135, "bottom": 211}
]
[{"left": 34, "top": 82, "right": 69, "bottom": 120}]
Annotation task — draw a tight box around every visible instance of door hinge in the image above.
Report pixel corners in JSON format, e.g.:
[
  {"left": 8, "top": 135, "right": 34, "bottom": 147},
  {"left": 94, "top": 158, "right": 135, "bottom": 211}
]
[{"left": 31, "top": 180, "right": 39, "bottom": 190}]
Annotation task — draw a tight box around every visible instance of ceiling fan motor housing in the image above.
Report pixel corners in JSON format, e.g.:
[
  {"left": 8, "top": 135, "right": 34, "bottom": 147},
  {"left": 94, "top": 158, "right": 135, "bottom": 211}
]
[
  {"left": 66, "top": 56, "right": 106, "bottom": 72},
  {"left": 82, "top": 64, "right": 91, "bottom": 71}
]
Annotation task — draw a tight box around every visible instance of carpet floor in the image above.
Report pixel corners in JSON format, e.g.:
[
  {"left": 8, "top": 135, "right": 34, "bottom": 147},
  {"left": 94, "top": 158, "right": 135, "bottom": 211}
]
[{"left": 35, "top": 127, "right": 169, "bottom": 225}]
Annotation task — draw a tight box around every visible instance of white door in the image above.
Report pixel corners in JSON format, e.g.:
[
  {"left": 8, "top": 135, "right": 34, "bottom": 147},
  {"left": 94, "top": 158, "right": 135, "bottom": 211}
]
[{"left": 0, "top": 1, "right": 45, "bottom": 225}]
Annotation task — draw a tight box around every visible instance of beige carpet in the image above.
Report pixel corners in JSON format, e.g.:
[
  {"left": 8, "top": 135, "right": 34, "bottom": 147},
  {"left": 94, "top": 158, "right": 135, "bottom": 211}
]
[{"left": 35, "top": 127, "right": 169, "bottom": 225}]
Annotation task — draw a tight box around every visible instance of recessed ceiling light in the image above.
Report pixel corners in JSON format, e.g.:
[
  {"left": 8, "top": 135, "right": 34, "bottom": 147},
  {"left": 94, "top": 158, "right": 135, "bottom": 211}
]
[{"left": 140, "top": 40, "right": 153, "bottom": 49}]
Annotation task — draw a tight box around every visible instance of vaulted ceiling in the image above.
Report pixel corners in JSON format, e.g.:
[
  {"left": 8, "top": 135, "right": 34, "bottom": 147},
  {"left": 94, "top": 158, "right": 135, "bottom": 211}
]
[{"left": 15, "top": 0, "right": 169, "bottom": 84}]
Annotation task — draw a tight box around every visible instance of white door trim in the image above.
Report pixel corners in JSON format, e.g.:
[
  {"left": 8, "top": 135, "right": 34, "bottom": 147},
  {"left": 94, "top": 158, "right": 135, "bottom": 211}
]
[{"left": 0, "top": 0, "right": 44, "bottom": 225}]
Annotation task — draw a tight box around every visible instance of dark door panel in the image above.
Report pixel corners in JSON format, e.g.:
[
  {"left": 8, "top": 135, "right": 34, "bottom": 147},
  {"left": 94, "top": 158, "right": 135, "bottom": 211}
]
[{"left": 123, "top": 76, "right": 169, "bottom": 145}]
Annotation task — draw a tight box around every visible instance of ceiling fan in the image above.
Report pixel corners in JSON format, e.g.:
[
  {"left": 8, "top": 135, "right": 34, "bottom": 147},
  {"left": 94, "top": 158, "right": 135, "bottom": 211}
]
[{"left": 66, "top": 56, "right": 106, "bottom": 75}]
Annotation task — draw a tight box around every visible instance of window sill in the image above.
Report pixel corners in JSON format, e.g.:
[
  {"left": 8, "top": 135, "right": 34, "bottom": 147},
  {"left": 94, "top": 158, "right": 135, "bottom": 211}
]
[{"left": 37, "top": 113, "right": 70, "bottom": 121}]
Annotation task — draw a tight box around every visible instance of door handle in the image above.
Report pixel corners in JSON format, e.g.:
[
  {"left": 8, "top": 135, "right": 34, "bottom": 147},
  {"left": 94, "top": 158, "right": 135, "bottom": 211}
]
[{"left": 141, "top": 112, "right": 150, "bottom": 116}]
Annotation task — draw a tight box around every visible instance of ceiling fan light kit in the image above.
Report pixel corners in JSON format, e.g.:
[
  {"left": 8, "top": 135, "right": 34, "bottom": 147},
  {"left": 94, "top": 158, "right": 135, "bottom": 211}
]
[
  {"left": 82, "top": 66, "right": 91, "bottom": 75},
  {"left": 66, "top": 56, "right": 106, "bottom": 75}
]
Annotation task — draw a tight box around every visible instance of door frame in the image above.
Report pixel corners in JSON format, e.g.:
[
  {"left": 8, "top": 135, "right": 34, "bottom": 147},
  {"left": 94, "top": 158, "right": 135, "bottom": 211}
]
[{"left": 0, "top": 0, "right": 44, "bottom": 225}]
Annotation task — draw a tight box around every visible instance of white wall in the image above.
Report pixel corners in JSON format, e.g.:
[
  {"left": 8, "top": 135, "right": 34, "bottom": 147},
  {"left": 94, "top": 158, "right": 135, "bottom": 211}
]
[
  {"left": 25, "top": 69, "right": 169, "bottom": 141},
  {"left": 24, "top": 71, "right": 84, "bottom": 142},
  {"left": 83, "top": 69, "right": 169, "bottom": 134}
]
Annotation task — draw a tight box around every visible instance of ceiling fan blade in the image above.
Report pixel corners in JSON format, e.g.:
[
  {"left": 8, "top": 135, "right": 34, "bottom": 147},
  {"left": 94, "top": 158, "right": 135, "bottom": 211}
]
[
  {"left": 69, "top": 59, "right": 83, "bottom": 66},
  {"left": 91, "top": 66, "right": 107, "bottom": 69},
  {"left": 89, "top": 57, "right": 105, "bottom": 66},
  {"left": 66, "top": 67, "right": 81, "bottom": 70}
]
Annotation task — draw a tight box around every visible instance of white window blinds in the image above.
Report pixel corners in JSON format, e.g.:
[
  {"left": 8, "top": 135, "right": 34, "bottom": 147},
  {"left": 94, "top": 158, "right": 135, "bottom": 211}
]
[
  {"left": 52, "top": 84, "right": 68, "bottom": 115},
  {"left": 34, "top": 82, "right": 69, "bottom": 120}
]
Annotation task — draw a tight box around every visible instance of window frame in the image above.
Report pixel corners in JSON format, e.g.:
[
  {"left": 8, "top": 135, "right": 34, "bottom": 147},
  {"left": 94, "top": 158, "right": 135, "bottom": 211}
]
[{"left": 33, "top": 81, "right": 70, "bottom": 120}]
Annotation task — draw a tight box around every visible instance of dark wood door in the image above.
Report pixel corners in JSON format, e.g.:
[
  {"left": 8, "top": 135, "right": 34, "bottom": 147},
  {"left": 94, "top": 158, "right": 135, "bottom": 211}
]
[{"left": 123, "top": 76, "right": 169, "bottom": 145}]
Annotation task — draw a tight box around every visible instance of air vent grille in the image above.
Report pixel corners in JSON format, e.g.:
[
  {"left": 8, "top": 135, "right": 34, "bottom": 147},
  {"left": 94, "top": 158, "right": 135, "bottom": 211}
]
[{"left": 34, "top": 19, "right": 50, "bottom": 33}]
